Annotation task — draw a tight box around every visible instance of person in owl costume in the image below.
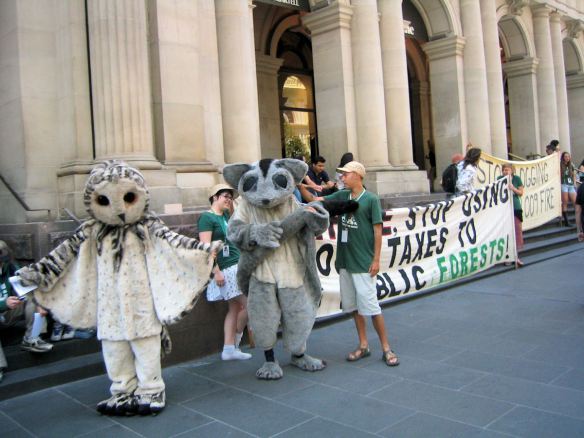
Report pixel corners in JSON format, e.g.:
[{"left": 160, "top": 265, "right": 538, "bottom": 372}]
[{"left": 17, "top": 161, "right": 219, "bottom": 416}]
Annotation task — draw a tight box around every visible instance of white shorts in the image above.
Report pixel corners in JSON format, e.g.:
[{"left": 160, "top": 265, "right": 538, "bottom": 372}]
[
  {"left": 561, "top": 184, "right": 576, "bottom": 194},
  {"left": 206, "top": 264, "right": 243, "bottom": 302},
  {"left": 339, "top": 269, "right": 381, "bottom": 316}
]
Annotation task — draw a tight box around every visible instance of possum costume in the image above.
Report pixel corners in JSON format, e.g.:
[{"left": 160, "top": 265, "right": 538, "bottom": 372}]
[
  {"left": 224, "top": 158, "right": 330, "bottom": 380},
  {"left": 18, "top": 161, "right": 217, "bottom": 416}
]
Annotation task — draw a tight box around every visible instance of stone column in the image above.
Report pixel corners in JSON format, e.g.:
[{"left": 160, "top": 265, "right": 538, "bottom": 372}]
[
  {"left": 567, "top": 74, "right": 584, "bottom": 163},
  {"left": 423, "top": 36, "right": 467, "bottom": 187},
  {"left": 550, "top": 13, "right": 571, "bottom": 152},
  {"left": 256, "top": 54, "right": 284, "bottom": 159},
  {"left": 502, "top": 58, "right": 541, "bottom": 159},
  {"left": 480, "top": 0, "right": 507, "bottom": 158},
  {"left": 532, "top": 4, "right": 559, "bottom": 152},
  {"left": 460, "top": 0, "right": 492, "bottom": 152},
  {"left": 56, "top": 0, "right": 97, "bottom": 217},
  {"left": 303, "top": 2, "right": 358, "bottom": 168},
  {"left": 350, "top": 0, "right": 389, "bottom": 168},
  {"left": 148, "top": 0, "right": 216, "bottom": 171},
  {"left": 379, "top": 0, "right": 415, "bottom": 168},
  {"left": 87, "top": 0, "right": 160, "bottom": 168},
  {"left": 215, "top": 0, "right": 261, "bottom": 163}
]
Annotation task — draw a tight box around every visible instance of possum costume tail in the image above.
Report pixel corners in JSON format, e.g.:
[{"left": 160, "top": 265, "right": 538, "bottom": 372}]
[{"left": 321, "top": 199, "right": 359, "bottom": 217}]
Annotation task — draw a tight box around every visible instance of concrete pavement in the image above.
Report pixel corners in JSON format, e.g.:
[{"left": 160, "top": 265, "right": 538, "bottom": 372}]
[{"left": 1, "top": 248, "right": 583, "bottom": 437}]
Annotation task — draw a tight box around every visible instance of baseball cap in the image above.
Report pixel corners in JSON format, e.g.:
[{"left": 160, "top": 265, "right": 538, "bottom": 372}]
[{"left": 336, "top": 161, "right": 366, "bottom": 178}]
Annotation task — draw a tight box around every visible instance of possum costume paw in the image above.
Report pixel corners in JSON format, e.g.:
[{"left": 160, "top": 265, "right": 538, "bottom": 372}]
[
  {"left": 96, "top": 392, "right": 136, "bottom": 416},
  {"left": 290, "top": 354, "right": 327, "bottom": 372},
  {"left": 256, "top": 361, "right": 284, "bottom": 380},
  {"left": 250, "top": 222, "right": 283, "bottom": 248}
]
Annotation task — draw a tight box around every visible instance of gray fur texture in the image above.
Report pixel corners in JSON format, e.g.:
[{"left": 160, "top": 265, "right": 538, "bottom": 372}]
[
  {"left": 224, "top": 158, "right": 329, "bottom": 379},
  {"left": 290, "top": 354, "right": 327, "bottom": 372},
  {"left": 255, "top": 360, "right": 283, "bottom": 380}
]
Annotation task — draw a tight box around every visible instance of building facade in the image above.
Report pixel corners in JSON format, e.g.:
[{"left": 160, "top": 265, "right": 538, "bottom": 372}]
[{"left": 0, "top": 0, "right": 583, "bottom": 224}]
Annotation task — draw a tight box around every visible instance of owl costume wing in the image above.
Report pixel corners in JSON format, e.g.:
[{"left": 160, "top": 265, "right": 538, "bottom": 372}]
[
  {"left": 144, "top": 216, "right": 214, "bottom": 325},
  {"left": 18, "top": 221, "right": 99, "bottom": 329},
  {"left": 19, "top": 217, "right": 215, "bottom": 329}
]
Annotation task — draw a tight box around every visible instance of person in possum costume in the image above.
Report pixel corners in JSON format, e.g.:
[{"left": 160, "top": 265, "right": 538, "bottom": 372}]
[
  {"left": 223, "top": 158, "right": 357, "bottom": 380},
  {"left": 17, "top": 161, "right": 219, "bottom": 416}
]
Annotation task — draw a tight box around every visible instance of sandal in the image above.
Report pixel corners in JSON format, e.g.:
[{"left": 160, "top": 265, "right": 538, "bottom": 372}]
[
  {"left": 382, "top": 349, "right": 400, "bottom": 367},
  {"left": 346, "top": 346, "right": 371, "bottom": 362}
]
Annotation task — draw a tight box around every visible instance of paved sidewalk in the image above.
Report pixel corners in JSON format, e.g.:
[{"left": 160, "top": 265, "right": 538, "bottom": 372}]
[{"left": 2, "top": 249, "right": 584, "bottom": 437}]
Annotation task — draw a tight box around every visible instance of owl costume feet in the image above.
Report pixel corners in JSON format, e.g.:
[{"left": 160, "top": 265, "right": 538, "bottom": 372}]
[
  {"left": 290, "top": 354, "right": 327, "bottom": 372},
  {"left": 135, "top": 391, "right": 166, "bottom": 416},
  {"left": 96, "top": 392, "right": 136, "bottom": 416}
]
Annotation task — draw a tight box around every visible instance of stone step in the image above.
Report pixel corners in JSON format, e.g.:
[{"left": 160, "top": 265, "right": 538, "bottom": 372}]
[{"left": 0, "top": 352, "right": 105, "bottom": 401}]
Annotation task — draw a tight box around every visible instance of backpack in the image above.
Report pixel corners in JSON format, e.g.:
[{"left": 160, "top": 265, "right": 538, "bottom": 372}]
[{"left": 441, "top": 163, "right": 458, "bottom": 193}]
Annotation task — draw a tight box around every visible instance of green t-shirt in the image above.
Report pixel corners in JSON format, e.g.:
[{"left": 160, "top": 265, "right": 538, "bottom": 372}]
[
  {"left": 325, "top": 189, "right": 383, "bottom": 273},
  {"left": 0, "top": 262, "right": 19, "bottom": 312},
  {"left": 562, "top": 163, "right": 576, "bottom": 185},
  {"left": 198, "top": 211, "right": 240, "bottom": 270},
  {"left": 498, "top": 174, "right": 523, "bottom": 211}
]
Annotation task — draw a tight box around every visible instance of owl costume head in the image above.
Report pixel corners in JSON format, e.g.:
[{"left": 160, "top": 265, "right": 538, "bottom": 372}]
[{"left": 84, "top": 161, "right": 149, "bottom": 226}]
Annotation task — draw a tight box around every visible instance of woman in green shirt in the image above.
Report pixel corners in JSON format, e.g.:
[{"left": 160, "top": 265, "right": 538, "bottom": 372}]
[
  {"left": 500, "top": 164, "right": 524, "bottom": 266},
  {"left": 560, "top": 152, "right": 577, "bottom": 226},
  {"left": 198, "top": 184, "right": 251, "bottom": 361}
]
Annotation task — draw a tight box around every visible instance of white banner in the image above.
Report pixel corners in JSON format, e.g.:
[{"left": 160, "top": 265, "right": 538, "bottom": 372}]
[
  {"left": 476, "top": 152, "right": 561, "bottom": 231},
  {"left": 316, "top": 178, "right": 516, "bottom": 318}
]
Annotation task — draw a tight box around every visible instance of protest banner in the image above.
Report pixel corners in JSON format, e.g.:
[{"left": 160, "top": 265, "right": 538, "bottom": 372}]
[
  {"left": 475, "top": 152, "right": 561, "bottom": 230},
  {"left": 316, "top": 178, "right": 516, "bottom": 319}
]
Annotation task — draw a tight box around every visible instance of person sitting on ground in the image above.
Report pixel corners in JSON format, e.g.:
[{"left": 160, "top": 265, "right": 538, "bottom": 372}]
[
  {"left": 0, "top": 241, "right": 53, "bottom": 382},
  {"left": 306, "top": 155, "right": 337, "bottom": 196},
  {"left": 198, "top": 184, "right": 251, "bottom": 361},
  {"left": 498, "top": 164, "right": 525, "bottom": 267},
  {"left": 456, "top": 148, "right": 482, "bottom": 194}
]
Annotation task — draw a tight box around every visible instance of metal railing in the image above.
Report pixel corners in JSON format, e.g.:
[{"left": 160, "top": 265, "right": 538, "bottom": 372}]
[
  {"left": 508, "top": 152, "right": 544, "bottom": 161},
  {"left": 0, "top": 173, "right": 51, "bottom": 219}
]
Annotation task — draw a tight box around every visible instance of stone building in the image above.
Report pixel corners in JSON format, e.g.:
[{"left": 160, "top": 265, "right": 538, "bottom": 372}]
[{"left": 1, "top": 0, "right": 583, "bottom": 225}]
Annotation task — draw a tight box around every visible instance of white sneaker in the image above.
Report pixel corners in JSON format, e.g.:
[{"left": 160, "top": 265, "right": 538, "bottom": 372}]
[
  {"left": 21, "top": 337, "right": 54, "bottom": 353},
  {"left": 61, "top": 325, "right": 75, "bottom": 340},
  {"left": 221, "top": 349, "right": 252, "bottom": 361}
]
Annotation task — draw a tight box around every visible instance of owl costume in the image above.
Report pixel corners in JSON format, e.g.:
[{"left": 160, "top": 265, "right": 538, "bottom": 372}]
[{"left": 18, "top": 161, "right": 217, "bottom": 416}]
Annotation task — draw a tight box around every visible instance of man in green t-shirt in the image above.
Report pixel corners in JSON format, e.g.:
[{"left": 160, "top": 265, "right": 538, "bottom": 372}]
[{"left": 300, "top": 161, "right": 399, "bottom": 366}]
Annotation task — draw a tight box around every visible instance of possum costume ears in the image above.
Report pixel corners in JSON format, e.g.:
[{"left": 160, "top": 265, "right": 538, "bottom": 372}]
[
  {"left": 223, "top": 163, "right": 253, "bottom": 190},
  {"left": 275, "top": 159, "right": 308, "bottom": 184}
]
